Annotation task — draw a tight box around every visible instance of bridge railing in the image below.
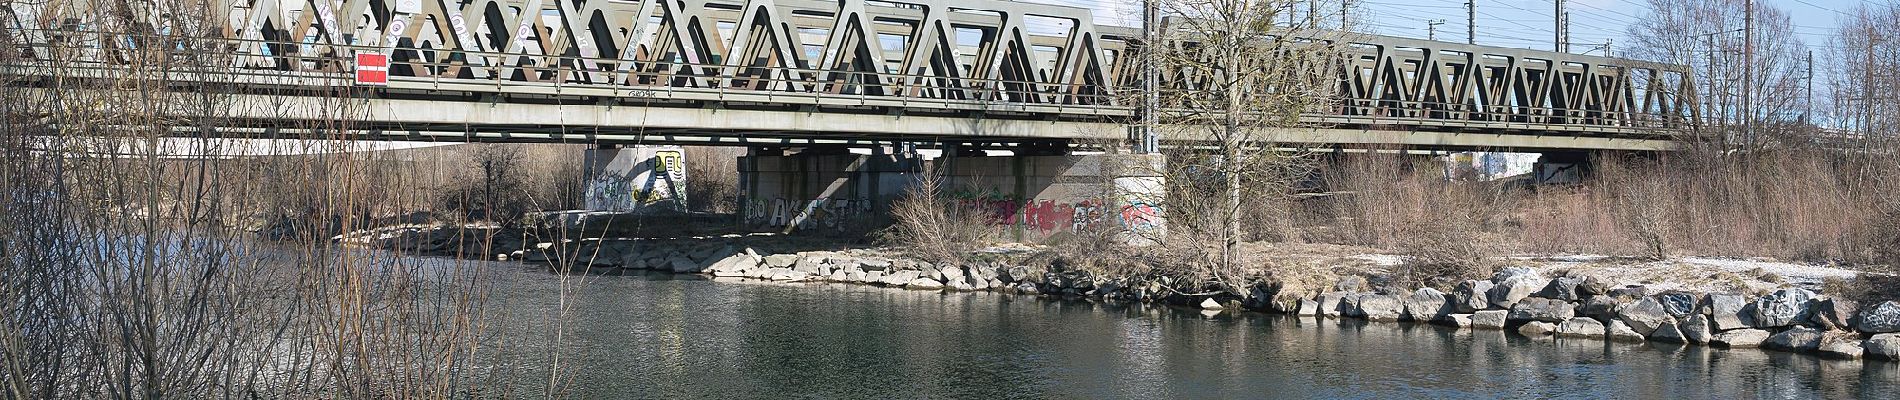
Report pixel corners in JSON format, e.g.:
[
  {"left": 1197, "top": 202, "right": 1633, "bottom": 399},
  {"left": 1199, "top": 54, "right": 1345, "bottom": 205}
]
[{"left": 3, "top": 28, "right": 1131, "bottom": 117}]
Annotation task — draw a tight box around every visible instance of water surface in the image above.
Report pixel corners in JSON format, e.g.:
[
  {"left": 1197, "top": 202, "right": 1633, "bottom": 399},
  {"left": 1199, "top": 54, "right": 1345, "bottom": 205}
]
[{"left": 481, "top": 269, "right": 1900, "bottom": 399}]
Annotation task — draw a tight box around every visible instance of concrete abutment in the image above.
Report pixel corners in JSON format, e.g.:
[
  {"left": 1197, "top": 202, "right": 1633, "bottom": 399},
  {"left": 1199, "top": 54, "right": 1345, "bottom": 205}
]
[{"left": 738, "top": 146, "right": 1166, "bottom": 243}]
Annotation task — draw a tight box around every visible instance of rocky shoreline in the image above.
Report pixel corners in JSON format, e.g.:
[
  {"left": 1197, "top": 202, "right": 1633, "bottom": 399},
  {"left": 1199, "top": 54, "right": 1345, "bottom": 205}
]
[
  {"left": 335, "top": 223, "right": 1900, "bottom": 363},
  {"left": 490, "top": 236, "right": 1900, "bottom": 363}
]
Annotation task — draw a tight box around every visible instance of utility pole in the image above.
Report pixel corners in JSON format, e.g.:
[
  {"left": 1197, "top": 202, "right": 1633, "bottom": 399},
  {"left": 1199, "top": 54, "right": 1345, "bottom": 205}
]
[
  {"left": 1554, "top": 0, "right": 1566, "bottom": 52},
  {"left": 1137, "top": 0, "right": 1159, "bottom": 153},
  {"left": 1743, "top": 0, "right": 1754, "bottom": 144},
  {"left": 1804, "top": 50, "right": 1813, "bottom": 125},
  {"left": 1465, "top": 1, "right": 1476, "bottom": 45},
  {"left": 1427, "top": 19, "right": 1445, "bottom": 41},
  {"left": 1342, "top": 0, "right": 1352, "bottom": 30}
]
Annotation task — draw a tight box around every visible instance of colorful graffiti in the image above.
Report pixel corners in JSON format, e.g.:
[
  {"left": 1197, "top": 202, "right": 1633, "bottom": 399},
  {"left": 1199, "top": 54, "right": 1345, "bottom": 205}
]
[
  {"left": 744, "top": 197, "right": 872, "bottom": 231},
  {"left": 586, "top": 147, "right": 688, "bottom": 212},
  {"left": 639, "top": 149, "right": 686, "bottom": 206},
  {"left": 1118, "top": 201, "right": 1162, "bottom": 231},
  {"left": 951, "top": 191, "right": 1161, "bottom": 236}
]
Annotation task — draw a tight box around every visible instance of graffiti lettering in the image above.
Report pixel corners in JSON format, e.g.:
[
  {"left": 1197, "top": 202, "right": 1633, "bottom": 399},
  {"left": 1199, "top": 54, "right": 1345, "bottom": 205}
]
[
  {"left": 745, "top": 197, "right": 871, "bottom": 231},
  {"left": 948, "top": 193, "right": 1162, "bottom": 236}
]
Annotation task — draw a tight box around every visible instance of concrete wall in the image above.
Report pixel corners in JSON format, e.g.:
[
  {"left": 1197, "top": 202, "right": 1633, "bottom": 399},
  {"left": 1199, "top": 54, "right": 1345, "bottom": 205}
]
[
  {"left": 738, "top": 153, "right": 920, "bottom": 234},
  {"left": 585, "top": 145, "right": 687, "bottom": 212},
  {"left": 940, "top": 153, "right": 1164, "bottom": 242},
  {"left": 738, "top": 151, "right": 1164, "bottom": 243}
]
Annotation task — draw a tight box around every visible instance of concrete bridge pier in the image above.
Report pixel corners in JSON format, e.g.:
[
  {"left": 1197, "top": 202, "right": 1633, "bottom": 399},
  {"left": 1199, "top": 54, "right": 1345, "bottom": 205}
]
[
  {"left": 737, "top": 145, "right": 923, "bottom": 234},
  {"left": 737, "top": 141, "right": 1165, "bottom": 243},
  {"left": 935, "top": 145, "right": 1166, "bottom": 243},
  {"left": 584, "top": 145, "right": 688, "bottom": 212}
]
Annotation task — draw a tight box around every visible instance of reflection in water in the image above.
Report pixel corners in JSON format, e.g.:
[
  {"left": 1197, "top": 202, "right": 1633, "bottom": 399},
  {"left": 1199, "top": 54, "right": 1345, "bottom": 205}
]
[{"left": 479, "top": 268, "right": 1900, "bottom": 398}]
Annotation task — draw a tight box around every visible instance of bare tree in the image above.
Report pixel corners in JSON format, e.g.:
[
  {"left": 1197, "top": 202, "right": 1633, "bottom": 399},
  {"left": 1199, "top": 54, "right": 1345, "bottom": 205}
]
[
  {"left": 1148, "top": 0, "right": 1344, "bottom": 278},
  {"left": 1625, "top": 0, "right": 1809, "bottom": 148}
]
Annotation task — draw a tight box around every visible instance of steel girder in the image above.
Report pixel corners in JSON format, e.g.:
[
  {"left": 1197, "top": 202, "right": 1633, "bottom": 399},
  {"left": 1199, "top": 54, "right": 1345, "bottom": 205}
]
[{"left": 3, "top": 0, "right": 1697, "bottom": 141}]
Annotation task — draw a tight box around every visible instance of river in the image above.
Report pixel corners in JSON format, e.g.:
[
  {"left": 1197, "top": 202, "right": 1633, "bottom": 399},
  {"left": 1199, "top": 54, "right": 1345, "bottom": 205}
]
[{"left": 474, "top": 267, "right": 1900, "bottom": 399}]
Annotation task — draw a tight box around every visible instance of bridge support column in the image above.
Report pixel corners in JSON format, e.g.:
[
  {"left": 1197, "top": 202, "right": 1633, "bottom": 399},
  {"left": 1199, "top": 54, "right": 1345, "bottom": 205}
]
[
  {"left": 583, "top": 145, "right": 687, "bottom": 212},
  {"left": 738, "top": 146, "right": 1166, "bottom": 244},
  {"left": 738, "top": 147, "right": 922, "bottom": 234},
  {"left": 1533, "top": 151, "right": 1595, "bottom": 184},
  {"left": 937, "top": 150, "right": 1166, "bottom": 244}
]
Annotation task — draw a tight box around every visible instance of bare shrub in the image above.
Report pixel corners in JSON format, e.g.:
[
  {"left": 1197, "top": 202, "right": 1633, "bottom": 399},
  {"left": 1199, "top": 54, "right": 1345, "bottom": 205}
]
[
  {"left": 1318, "top": 153, "right": 1503, "bottom": 289},
  {"left": 1598, "top": 155, "right": 1674, "bottom": 260},
  {"left": 439, "top": 144, "right": 531, "bottom": 224},
  {"left": 882, "top": 165, "right": 995, "bottom": 263},
  {"left": 685, "top": 146, "right": 743, "bottom": 213}
]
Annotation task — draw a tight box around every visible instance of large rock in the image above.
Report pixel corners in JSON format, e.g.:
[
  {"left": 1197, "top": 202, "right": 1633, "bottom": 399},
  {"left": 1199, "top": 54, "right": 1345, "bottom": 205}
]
[
  {"left": 1446, "top": 314, "right": 1475, "bottom": 328},
  {"left": 1859, "top": 301, "right": 1900, "bottom": 333},
  {"left": 937, "top": 266, "right": 963, "bottom": 286},
  {"left": 1702, "top": 293, "right": 1755, "bottom": 331},
  {"left": 1765, "top": 326, "right": 1825, "bottom": 351},
  {"left": 1606, "top": 320, "right": 1646, "bottom": 342},
  {"left": 1001, "top": 266, "right": 1032, "bottom": 283},
  {"left": 1356, "top": 294, "right": 1404, "bottom": 322},
  {"left": 1296, "top": 297, "right": 1321, "bottom": 316},
  {"left": 1808, "top": 298, "right": 1859, "bottom": 331},
  {"left": 1576, "top": 275, "right": 1611, "bottom": 298},
  {"left": 1472, "top": 310, "right": 1509, "bottom": 329},
  {"left": 1013, "top": 281, "right": 1039, "bottom": 295},
  {"left": 1557, "top": 318, "right": 1607, "bottom": 338},
  {"left": 1679, "top": 315, "right": 1713, "bottom": 344},
  {"left": 706, "top": 253, "right": 759, "bottom": 278},
  {"left": 1751, "top": 288, "right": 1816, "bottom": 328},
  {"left": 1655, "top": 292, "right": 1700, "bottom": 318},
  {"left": 1318, "top": 292, "right": 1351, "bottom": 318},
  {"left": 1712, "top": 329, "right": 1772, "bottom": 348},
  {"left": 1402, "top": 288, "right": 1453, "bottom": 322},
  {"left": 1649, "top": 320, "right": 1689, "bottom": 343},
  {"left": 762, "top": 254, "right": 799, "bottom": 268},
  {"left": 1518, "top": 321, "right": 1559, "bottom": 336},
  {"left": 1818, "top": 333, "right": 1864, "bottom": 359},
  {"left": 1536, "top": 276, "right": 1588, "bottom": 301},
  {"left": 1488, "top": 274, "right": 1547, "bottom": 309},
  {"left": 907, "top": 277, "right": 945, "bottom": 290},
  {"left": 1453, "top": 280, "right": 1494, "bottom": 313},
  {"left": 882, "top": 270, "right": 919, "bottom": 286},
  {"left": 1577, "top": 296, "right": 1621, "bottom": 324},
  {"left": 1866, "top": 333, "right": 1900, "bottom": 360},
  {"left": 1340, "top": 294, "right": 1368, "bottom": 318},
  {"left": 1618, "top": 296, "right": 1675, "bottom": 337},
  {"left": 1200, "top": 298, "right": 1226, "bottom": 310},
  {"left": 1508, "top": 297, "right": 1576, "bottom": 322}
]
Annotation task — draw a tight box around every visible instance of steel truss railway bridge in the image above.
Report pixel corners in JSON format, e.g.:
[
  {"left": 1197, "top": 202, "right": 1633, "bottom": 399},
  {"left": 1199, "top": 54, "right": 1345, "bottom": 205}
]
[
  {"left": 4, "top": 0, "right": 1697, "bottom": 152},
  {"left": 3, "top": 0, "right": 1702, "bottom": 235}
]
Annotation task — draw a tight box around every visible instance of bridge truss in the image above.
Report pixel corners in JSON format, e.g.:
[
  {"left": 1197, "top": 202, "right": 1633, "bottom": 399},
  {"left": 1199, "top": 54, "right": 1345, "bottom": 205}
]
[{"left": 2, "top": 0, "right": 1698, "bottom": 151}]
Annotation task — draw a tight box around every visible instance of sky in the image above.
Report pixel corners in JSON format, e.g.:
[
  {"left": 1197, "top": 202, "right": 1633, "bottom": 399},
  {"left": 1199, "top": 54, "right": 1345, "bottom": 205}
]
[{"left": 1030, "top": 0, "right": 1861, "bottom": 56}]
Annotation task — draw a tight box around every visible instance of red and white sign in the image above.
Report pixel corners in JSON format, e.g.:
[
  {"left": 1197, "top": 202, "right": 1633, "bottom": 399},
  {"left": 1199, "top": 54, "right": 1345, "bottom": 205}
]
[{"left": 354, "top": 52, "right": 388, "bottom": 86}]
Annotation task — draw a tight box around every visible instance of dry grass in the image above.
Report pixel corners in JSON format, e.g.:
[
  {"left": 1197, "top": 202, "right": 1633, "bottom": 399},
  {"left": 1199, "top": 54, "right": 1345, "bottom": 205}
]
[
  {"left": 1311, "top": 153, "right": 1503, "bottom": 289},
  {"left": 1513, "top": 149, "right": 1897, "bottom": 264},
  {"left": 684, "top": 146, "right": 744, "bottom": 213},
  {"left": 882, "top": 165, "right": 997, "bottom": 263}
]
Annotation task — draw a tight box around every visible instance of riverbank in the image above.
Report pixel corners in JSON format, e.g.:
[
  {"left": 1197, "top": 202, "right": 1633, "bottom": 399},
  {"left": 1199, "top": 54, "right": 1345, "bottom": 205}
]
[
  {"left": 333, "top": 222, "right": 1900, "bottom": 364},
  {"left": 519, "top": 240, "right": 1900, "bottom": 364}
]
